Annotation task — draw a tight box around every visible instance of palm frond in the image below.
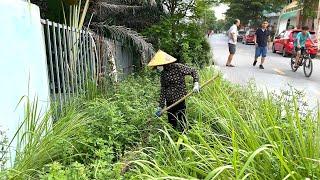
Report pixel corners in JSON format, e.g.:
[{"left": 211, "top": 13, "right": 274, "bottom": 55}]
[
  {"left": 93, "top": 0, "right": 157, "bottom": 16},
  {"left": 97, "top": 0, "right": 156, "bottom": 6},
  {"left": 96, "top": 2, "right": 144, "bottom": 13},
  {"left": 94, "top": 23, "right": 154, "bottom": 64}
]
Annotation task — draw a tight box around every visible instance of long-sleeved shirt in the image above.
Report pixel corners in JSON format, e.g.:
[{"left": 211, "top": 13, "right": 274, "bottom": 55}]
[{"left": 159, "top": 63, "right": 199, "bottom": 108}]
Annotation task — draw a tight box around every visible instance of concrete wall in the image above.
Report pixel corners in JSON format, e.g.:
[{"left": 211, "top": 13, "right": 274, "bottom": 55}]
[{"left": 0, "top": 0, "right": 50, "bottom": 166}]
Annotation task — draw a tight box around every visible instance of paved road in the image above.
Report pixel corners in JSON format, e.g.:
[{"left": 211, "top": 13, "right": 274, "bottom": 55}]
[{"left": 209, "top": 34, "right": 320, "bottom": 109}]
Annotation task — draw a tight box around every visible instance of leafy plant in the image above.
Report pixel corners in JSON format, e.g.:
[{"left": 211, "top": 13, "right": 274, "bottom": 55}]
[
  {"left": 39, "top": 161, "right": 88, "bottom": 179},
  {"left": 143, "top": 18, "right": 212, "bottom": 67},
  {"left": 129, "top": 68, "right": 320, "bottom": 179},
  {"left": 5, "top": 65, "right": 320, "bottom": 179},
  {"left": 0, "top": 126, "right": 9, "bottom": 171}
]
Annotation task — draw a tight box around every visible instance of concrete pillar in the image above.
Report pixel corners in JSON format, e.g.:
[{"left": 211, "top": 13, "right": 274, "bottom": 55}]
[{"left": 0, "top": 0, "right": 50, "bottom": 168}]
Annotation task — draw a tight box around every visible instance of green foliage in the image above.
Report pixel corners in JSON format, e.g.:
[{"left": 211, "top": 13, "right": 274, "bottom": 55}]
[
  {"left": 5, "top": 71, "right": 164, "bottom": 179},
  {"left": 298, "top": 0, "right": 318, "bottom": 23},
  {"left": 214, "top": 19, "right": 228, "bottom": 32},
  {"left": 2, "top": 95, "right": 93, "bottom": 179},
  {"left": 0, "top": 128, "right": 8, "bottom": 171},
  {"left": 194, "top": 0, "right": 217, "bottom": 31},
  {"left": 4, "top": 67, "right": 320, "bottom": 179},
  {"left": 200, "top": 9, "right": 217, "bottom": 31},
  {"left": 143, "top": 17, "right": 212, "bottom": 67},
  {"left": 56, "top": 73, "right": 163, "bottom": 179},
  {"left": 39, "top": 162, "right": 88, "bottom": 180},
  {"left": 141, "top": 0, "right": 214, "bottom": 67},
  {"left": 129, "top": 68, "right": 320, "bottom": 179},
  {"left": 222, "top": 0, "right": 287, "bottom": 27}
]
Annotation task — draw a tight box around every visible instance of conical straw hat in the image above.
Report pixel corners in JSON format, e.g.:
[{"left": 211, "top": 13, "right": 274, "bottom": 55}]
[{"left": 147, "top": 50, "right": 177, "bottom": 67}]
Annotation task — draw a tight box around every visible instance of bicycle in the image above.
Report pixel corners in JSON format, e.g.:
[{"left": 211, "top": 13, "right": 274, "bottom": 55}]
[{"left": 290, "top": 49, "right": 314, "bottom": 77}]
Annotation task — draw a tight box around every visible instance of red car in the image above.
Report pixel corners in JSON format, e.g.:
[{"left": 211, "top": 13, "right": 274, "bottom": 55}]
[
  {"left": 242, "top": 30, "right": 256, "bottom": 44},
  {"left": 272, "top": 29, "right": 318, "bottom": 58}
]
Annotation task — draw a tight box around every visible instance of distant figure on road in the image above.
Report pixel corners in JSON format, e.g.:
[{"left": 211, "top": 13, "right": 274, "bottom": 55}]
[
  {"left": 207, "top": 30, "right": 213, "bottom": 38},
  {"left": 226, "top": 19, "right": 240, "bottom": 67},
  {"left": 253, "top": 20, "right": 270, "bottom": 69}
]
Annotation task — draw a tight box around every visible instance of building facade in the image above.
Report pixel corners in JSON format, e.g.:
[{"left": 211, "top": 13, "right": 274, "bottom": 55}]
[{"left": 277, "top": 0, "right": 320, "bottom": 33}]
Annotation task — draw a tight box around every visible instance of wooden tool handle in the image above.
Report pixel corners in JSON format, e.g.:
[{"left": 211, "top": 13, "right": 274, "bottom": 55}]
[{"left": 160, "top": 75, "right": 219, "bottom": 114}]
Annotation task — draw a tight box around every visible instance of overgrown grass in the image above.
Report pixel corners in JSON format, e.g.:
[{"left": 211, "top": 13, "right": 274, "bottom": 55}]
[
  {"left": 3, "top": 68, "right": 320, "bottom": 179},
  {"left": 129, "top": 68, "right": 320, "bottom": 179},
  {"left": 4, "top": 96, "right": 92, "bottom": 179},
  {"left": 1, "top": 71, "right": 165, "bottom": 179}
]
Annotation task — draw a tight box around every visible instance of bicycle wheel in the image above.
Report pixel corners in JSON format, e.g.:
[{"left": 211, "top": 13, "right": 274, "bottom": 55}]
[
  {"left": 303, "top": 57, "right": 313, "bottom": 77},
  {"left": 290, "top": 57, "right": 298, "bottom": 72}
]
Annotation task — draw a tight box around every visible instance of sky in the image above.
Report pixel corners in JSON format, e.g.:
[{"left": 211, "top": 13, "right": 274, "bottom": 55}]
[{"left": 213, "top": 4, "right": 229, "bottom": 20}]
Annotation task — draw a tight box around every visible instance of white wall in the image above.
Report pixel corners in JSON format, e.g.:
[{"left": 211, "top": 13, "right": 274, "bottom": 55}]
[{"left": 0, "top": 0, "right": 50, "bottom": 166}]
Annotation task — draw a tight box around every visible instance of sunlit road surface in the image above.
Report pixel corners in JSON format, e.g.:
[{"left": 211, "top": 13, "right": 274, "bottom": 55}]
[{"left": 209, "top": 34, "right": 320, "bottom": 110}]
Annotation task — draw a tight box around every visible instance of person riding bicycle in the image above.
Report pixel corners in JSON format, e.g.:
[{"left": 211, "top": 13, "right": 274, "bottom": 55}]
[{"left": 294, "top": 26, "right": 315, "bottom": 68}]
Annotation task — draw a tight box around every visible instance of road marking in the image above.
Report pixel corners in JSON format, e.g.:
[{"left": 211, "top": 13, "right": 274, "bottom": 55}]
[{"left": 273, "top": 68, "right": 285, "bottom": 75}]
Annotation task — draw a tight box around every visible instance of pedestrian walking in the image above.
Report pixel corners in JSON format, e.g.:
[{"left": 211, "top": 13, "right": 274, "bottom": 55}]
[
  {"left": 207, "top": 30, "right": 211, "bottom": 38},
  {"left": 253, "top": 20, "right": 270, "bottom": 69},
  {"left": 148, "top": 50, "right": 200, "bottom": 132},
  {"left": 226, "top": 19, "right": 240, "bottom": 67}
]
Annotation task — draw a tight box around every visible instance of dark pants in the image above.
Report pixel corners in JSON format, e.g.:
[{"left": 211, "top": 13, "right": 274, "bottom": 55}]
[{"left": 167, "top": 100, "right": 187, "bottom": 132}]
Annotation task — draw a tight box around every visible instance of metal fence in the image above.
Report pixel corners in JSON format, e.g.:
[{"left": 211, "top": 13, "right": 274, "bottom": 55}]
[
  {"left": 42, "top": 19, "right": 96, "bottom": 110},
  {"left": 41, "top": 19, "right": 137, "bottom": 110}
]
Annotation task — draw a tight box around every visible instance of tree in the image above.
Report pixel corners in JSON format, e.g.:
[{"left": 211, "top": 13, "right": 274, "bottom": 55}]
[
  {"left": 91, "top": 0, "right": 163, "bottom": 31},
  {"left": 220, "top": 0, "right": 287, "bottom": 27},
  {"left": 142, "top": 0, "right": 216, "bottom": 67},
  {"left": 213, "top": 19, "right": 228, "bottom": 32},
  {"left": 298, "top": 0, "right": 318, "bottom": 25},
  {"left": 204, "top": 10, "right": 218, "bottom": 31}
]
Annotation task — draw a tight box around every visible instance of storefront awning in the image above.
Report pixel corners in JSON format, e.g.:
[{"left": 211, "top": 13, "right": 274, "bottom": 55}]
[{"left": 279, "top": 10, "right": 299, "bottom": 20}]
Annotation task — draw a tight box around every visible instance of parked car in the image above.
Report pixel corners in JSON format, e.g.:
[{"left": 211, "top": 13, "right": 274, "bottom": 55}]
[
  {"left": 242, "top": 30, "right": 256, "bottom": 44},
  {"left": 237, "top": 30, "right": 246, "bottom": 42},
  {"left": 272, "top": 29, "right": 318, "bottom": 58}
]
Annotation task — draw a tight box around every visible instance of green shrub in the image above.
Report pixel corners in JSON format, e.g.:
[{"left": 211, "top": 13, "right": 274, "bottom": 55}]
[
  {"left": 39, "top": 162, "right": 88, "bottom": 180},
  {"left": 33, "top": 72, "right": 166, "bottom": 179},
  {"left": 143, "top": 18, "right": 212, "bottom": 67}
]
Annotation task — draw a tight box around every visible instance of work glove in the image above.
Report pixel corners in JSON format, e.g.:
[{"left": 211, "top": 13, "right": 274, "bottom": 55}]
[
  {"left": 155, "top": 107, "right": 162, "bottom": 117},
  {"left": 193, "top": 82, "right": 200, "bottom": 93}
]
